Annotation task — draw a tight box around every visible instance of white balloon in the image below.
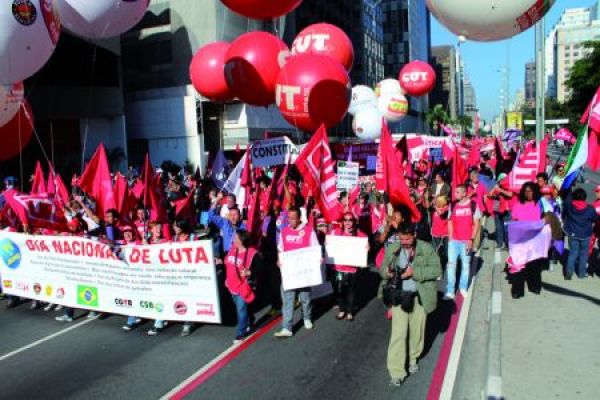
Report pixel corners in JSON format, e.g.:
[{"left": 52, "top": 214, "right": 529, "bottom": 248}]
[
  {"left": 426, "top": 0, "right": 556, "bottom": 42},
  {"left": 353, "top": 107, "right": 383, "bottom": 140},
  {"left": 0, "top": 0, "right": 60, "bottom": 84},
  {"left": 377, "top": 94, "right": 408, "bottom": 123},
  {"left": 348, "top": 85, "right": 377, "bottom": 116},
  {"left": 0, "top": 82, "right": 24, "bottom": 127},
  {"left": 375, "top": 79, "right": 403, "bottom": 98},
  {"left": 55, "top": 0, "right": 150, "bottom": 39}
]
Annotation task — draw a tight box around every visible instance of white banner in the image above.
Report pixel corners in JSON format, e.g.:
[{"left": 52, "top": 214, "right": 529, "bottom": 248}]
[
  {"left": 325, "top": 235, "right": 369, "bottom": 267},
  {"left": 250, "top": 137, "right": 299, "bottom": 168},
  {"left": 336, "top": 161, "right": 360, "bottom": 191},
  {"left": 0, "top": 233, "right": 221, "bottom": 323},
  {"left": 279, "top": 245, "right": 323, "bottom": 291}
]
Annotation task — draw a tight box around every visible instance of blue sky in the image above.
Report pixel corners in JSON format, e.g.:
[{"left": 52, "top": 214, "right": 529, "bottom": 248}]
[{"left": 430, "top": 0, "right": 595, "bottom": 124}]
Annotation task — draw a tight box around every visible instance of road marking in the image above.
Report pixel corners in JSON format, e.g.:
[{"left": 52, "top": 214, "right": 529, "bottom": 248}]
[
  {"left": 0, "top": 317, "right": 97, "bottom": 362},
  {"left": 487, "top": 375, "right": 503, "bottom": 399},
  {"left": 161, "top": 316, "right": 282, "bottom": 400},
  {"left": 494, "top": 250, "right": 502, "bottom": 265},
  {"left": 491, "top": 292, "right": 502, "bottom": 315}
]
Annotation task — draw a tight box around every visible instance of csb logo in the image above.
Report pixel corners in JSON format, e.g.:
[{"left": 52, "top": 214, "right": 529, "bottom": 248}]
[
  {"left": 77, "top": 285, "right": 99, "bottom": 307},
  {"left": 0, "top": 238, "right": 22, "bottom": 269}
]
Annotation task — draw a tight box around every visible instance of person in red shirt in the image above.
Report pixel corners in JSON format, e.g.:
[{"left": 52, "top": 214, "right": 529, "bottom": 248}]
[{"left": 427, "top": 195, "right": 449, "bottom": 267}]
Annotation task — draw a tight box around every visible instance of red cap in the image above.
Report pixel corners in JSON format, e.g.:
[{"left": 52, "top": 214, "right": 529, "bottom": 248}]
[
  {"left": 595, "top": 185, "right": 600, "bottom": 192},
  {"left": 541, "top": 186, "right": 553, "bottom": 195}
]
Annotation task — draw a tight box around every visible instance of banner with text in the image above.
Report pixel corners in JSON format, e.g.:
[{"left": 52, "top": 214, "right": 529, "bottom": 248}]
[
  {"left": 0, "top": 233, "right": 221, "bottom": 323},
  {"left": 250, "top": 137, "right": 299, "bottom": 168},
  {"left": 336, "top": 161, "right": 360, "bottom": 191},
  {"left": 279, "top": 246, "right": 323, "bottom": 291}
]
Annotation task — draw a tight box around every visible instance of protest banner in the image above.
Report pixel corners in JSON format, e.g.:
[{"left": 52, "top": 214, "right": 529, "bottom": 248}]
[
  {"left": 250, "top": 137, "right": 299, "bottom": 168},
  {"left": 325, "top": 235, "right": 369, "bottom": 267},
  {"left": 279, "top": 245, "right": 323, "bottom": 291},
  {"left": 336, "top": 161, "right": 360, "bottom": 191},
  {"left": 0, "top": 233, "right": 221, "bottom": 323}
]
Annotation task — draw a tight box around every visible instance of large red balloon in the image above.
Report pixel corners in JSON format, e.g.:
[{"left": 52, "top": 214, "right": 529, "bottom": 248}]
[
  {"left": 291, "top": 23, "right": 355, "bottom": 71},
  {"left": 190, "top": 42, "right": 234, "bottom": 102},
  {"left": 399, "top": 61, "right": 437, "bottom": 97},
  {"left": 225, "top": 32, "right": 289, "bottom": 107},
  {"left": 221, "top": 0, "right": 303, "bottom": 20},
  {"left": 0, "top": 102, "right": 34, "bottom": 161},
  {"left": 276, "top": 54, "right": 350, "bottom": 132}
]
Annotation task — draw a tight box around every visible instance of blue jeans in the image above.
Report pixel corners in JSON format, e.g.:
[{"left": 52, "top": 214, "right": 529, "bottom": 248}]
[
  {"left": 567, "top": 236, "right": 590, "bottom": 277},
  {"left": 446, "top": 240, "right": 471, "bottom": 294},
  {"left": 232, "top": 294, "right": 250, "bottom": 338},
  {"left": 494, "top": 212, "right": 510, "bottom": 248},
  {"left": 281, "top": 286, "right": 311, "bottom": 332}
]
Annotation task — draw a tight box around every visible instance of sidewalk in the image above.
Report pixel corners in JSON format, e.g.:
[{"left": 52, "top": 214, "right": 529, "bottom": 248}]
[{"left": 501, "top": 255, "right": 600, "bottom": 400}]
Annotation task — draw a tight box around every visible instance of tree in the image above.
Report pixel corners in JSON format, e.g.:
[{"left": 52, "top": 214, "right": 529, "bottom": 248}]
[
  {"left": 566, "top": 41, "right": 600, "bottom": 114},
  {"left": 425, "top": 104, "right": 449, "bottom": 135}
]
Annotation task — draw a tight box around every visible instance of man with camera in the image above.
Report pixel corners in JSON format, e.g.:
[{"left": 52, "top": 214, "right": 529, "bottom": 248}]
[{"left": 380, "top": 223, "right": 442, "bottom": 387}]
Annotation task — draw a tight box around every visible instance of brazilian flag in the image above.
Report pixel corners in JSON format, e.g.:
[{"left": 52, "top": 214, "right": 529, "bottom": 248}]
[{"left": 77, "top": 285, "right": 99, "bottom": 307}]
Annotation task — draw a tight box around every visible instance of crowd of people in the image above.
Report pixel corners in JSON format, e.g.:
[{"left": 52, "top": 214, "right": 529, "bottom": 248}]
[{"left": 0, "top": 138, "right": 598, "bottom": 387}]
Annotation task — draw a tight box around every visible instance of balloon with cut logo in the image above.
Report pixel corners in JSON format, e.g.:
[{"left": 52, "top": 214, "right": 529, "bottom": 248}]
[
  {"left": 0, "top": 0, "right": 60, "bottom": 84},
  {"left": 190, "top": 42, "right": 234, "bottom": 102},
  {"left": 353, "top": 107, "right": 382, "bottom": 140},
  {"left": 348, "top": 85, "right": 377, "bottom": 116},
  {"left": 378, "top": 94, "right": 408, "bottom": 122},
  {"left": 375, "top": 79, "right": 403, "bottom": 98},
  {"left": 55, "top": 0, "right": 150, "bottom": 39},
  {"left": 399, "top": 60, "right": 437, "bottom": 97},
  {"left": 426, "top": 0, "right": 556, "bottom": 42},
  {"left": 0, "top": 82, "right": 25, "bottom": 127},
  {"left": 0, "top": 102, "right": 34, "bottom": 161},
  {"left": 275, "top": 54, "right": 350, "bottom": 132},
  {"left": 225, "top": 31, "right": 289, "bottom": 106},
  {"left": 291, "top": 23, "right": 354, "bottom": 71},
  {"left": 220, "top": 0, "right": 303, "bottom": 20}
]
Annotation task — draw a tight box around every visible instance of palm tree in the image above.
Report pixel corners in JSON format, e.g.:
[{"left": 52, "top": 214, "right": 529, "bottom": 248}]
[{"left": 425, "top": 104, "right": 449, "bottom": 136}]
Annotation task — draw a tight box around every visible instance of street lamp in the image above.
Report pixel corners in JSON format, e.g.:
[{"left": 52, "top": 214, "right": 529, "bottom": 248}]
[{"left": 456, "top": 35, "right": 466, "bottom": 117}]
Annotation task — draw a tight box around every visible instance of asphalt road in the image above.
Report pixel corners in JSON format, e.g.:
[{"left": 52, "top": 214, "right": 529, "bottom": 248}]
[{"left": 0, "top": 268, "right": 455, "bottom": 400}]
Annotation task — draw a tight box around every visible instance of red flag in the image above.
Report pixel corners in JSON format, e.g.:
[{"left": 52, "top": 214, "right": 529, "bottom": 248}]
[
  {"left": 46, "top": 163, "right": 56, "bottom": 195},
  {"left": 246, "top": 183, "right": 263, "bottom": 243},
  {"left": 142, "top": 153, "right": 167, "bottom": 223},
  {"left": 467, "top": 139, "right": 481, "bottom": 169},
  {"left": 114, "top": 172, "right": 129, "bottom": 215},
  {"left": 31, "top": 161, "right": 46, "bottom": 194},
  {"left": 78, "top": 144, "right": 116, "bottom": 216},
  {"left": 582, "top": 87, "right": 600, "bottom": 171},
  {"left": 442, "top": 140, "right": 454, "bottom": 161},
  {"left": 294, "top": 124, "right": 343, "bottom": 223},
  {"left": 4, "top": 190, "right": 67, "bottom": 231},
  {"left": 54, "top": 174, "right": 70, "bottom": 205},
  {"left": 452, "top": 146, "right": 468, "bottom": 190},
  {"left": 380, "top": 121, "right": 421, "bottom": 222}
]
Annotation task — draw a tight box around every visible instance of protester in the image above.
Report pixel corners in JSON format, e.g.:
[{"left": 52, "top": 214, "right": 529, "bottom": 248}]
[
  {"left": 485, "top": 174, "right": 513, "bottom": 250},
  {"left": 562, "top": 188, "right": 597, "bottom": 279},
  {"left": 380, "top": 223, "right": 441, "bottom": 387}
]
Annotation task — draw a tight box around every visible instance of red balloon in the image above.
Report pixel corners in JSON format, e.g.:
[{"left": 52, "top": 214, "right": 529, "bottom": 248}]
[
  {"left": 190, "top": 42, "right": 234, "bottom": 102},
  {"left": 291, "top": 23, "right": 355, "bottom": 71},
  {"left": 276, "top": 54, "right": 350, "bottom": 132},
  {"left": 221, "top": 0, "right": 303, "bottom": 20},
  {"left": 399, "top": 60, "right": 437, "bottom": 97},
  {"left": 0, "top": 102, "right": 34, "bottom": 161},
  {"left": 225, "top": 32, "right": 289, "bottom": 107}
]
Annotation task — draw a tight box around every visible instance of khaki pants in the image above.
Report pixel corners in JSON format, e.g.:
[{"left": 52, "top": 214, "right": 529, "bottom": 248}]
[{"left": 387, "top": 297, "right": 426, "bottom": 380}]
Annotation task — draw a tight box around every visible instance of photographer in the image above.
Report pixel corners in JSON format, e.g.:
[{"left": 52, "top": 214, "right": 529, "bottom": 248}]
[{"left": 380, "top": 223, "right": 442, "bottom": 387}]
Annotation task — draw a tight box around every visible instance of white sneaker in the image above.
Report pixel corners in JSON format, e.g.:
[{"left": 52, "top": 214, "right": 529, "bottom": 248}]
[
  {"left": 304, "top": 319, "right": 313, "bottom": 330},
  {"left": 55, "top": 315, "right": 73, "bottom": 322},
  {"left": 274, "top": 328, "right": 293, "bottom": 338},
  {"left": 443, "top": 293, "right": 455, "bottom": 300},
  {"left": 43, "top": 303, "right": 54, "bottom": 312},
  {"left": 459, "top": 289, "right": 469, "bottom": 298}
]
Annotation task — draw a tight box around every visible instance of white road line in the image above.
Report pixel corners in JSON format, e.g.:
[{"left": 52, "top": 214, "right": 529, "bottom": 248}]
[
  {"left": 487, "top": 375, "right": 503, "bottom": 399},
  {"left": 491, "top": 292, "right": 502, "bottom": 315},
  {"left": 439, "top": 277, "right": 477, "bottom": 400},
  {"left": 0, "top": 317, "right": 97, "bottom": 362},
  {"left": 494, "top": 250, "right": 502, "bottom": 265}
]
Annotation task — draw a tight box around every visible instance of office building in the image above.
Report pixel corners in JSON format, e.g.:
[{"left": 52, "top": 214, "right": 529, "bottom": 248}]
[
  {"left": 525, "top": 61, "right": 536, "bottom": 107},
  {"left": 430, "top": 45, "right": 458, "bottom": 120}
]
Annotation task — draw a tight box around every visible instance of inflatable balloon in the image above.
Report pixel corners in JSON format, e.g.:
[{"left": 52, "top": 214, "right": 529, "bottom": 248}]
[
  {"left": 190, "top": 42, "right": 234, "bottom": 102},
  {"left": 375, "top": 79, "right": 403, "bottom": 98},
  {"left": 221, "top": 0, "right": 303, "bottom": 20},
  {"left": 426, "top": 0, "right": 556, "bottom": 42},
  {"left": 378, "top": 94, "right": 408, "bottom": 122},
  {"left": 0, "top": 82, "right": 25, "bottom": 127},
  {"left": 0, "top": 0, "right": 60, "bottom": 84},
  {"left": 353, "top": 107, "right": 383, "bottom": 140},
  {"left": 399, "top": 61, "right": 437, "bottom": 97},
  {"left": 0, "top": 102, "right": 34, "bottom": 161},
  {"left": 348, "top": 85, "right": 377, "bottom": 116},
  {"left": 55, "top": 0, "right": 149, "bottom": 39},
  {"left": 275, "top": 54, "right": 350, "bottom": 132},
  {"left": 225, "top": 31, "right": 289, "bottom": 107},
  {"left": 291, "top": 23, "right": 354, "bottom": 71}
]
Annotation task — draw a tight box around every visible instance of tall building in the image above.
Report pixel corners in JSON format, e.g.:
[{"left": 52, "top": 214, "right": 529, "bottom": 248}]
[
  {"left": 430, "top": 45, "right": 458, "bottom": 120},
  {"left": 463, "top": 76, "right": 477, "bottom": 120},
  {"left": 546, "top": 1, "right": 600, "bottom": 102},
  {"left": 525, "top": 61, "right": 536, "bottom": 107},
  {"left": 381, "top": 0, "right": 431, "bottom": 132}
]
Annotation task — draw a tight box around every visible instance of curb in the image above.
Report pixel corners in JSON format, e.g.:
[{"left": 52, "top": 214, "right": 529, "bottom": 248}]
[{"left": 485, "top": 248, "right": 503, "bottom": 400}]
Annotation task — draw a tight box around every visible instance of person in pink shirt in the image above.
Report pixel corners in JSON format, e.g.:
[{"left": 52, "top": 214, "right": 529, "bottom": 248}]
[{"left": 428, "top": 195, "right": 449, "bottom": 267}]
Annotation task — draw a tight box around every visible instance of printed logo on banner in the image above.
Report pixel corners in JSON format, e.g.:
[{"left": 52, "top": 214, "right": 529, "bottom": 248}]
[
  {"left": 77, "top": 285, "right": 99, "bottom": 307},
  {"left": 16, "top": 282, "right": 29, "bottom": 292},
  {"left": 140, "top": 300, "right": 164, "bottom": 313},
  {"left": 45, "top": 285, "right": 53, "bottom": 297},
  {"left": 33, "top": 283, "right": 42, "bottom": 295},
  {"left": 114, "top": 298, "right": 133, "bottom": 308},
  {"left": 196, "top": 303, "right": 216, "bottom": 316},
  {"left": 155, "top": 303, "right": 164, "bottom": 313},
  {"left": 0, "top": 238, "right": 22, "bottom": 269},
  {"left": 174, "top": 301, "right": 188, "bottom": 315},
  {"left": 2, "top": 280, "right": 13, "bottom": 289},
  {"left": 56, "top": 288, "right": 65, "bottom": 299},
  {"left": 12, "top": 0, "right": 37, "bottom": 26}
]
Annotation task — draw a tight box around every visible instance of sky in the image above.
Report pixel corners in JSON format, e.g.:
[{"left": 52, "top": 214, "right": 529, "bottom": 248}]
[{"left": 430, "top": 0, "right": 595, "bottom": 124}]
